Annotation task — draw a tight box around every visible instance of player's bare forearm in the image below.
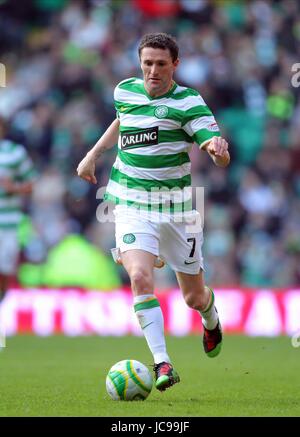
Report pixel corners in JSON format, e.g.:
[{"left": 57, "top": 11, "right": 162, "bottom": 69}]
[
  {"left": 87, "top": 118, "right": 120, "bottom": 160},
  {"left": 77, "top": 118, "right": 120, "bottom": 184},
  {"left": 203, "top": 136, "right": 230, "bottom": 168}
]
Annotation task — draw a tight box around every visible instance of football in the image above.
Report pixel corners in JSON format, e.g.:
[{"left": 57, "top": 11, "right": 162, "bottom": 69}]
[{"left": 106, "top": 359, "right": 153, "bottom": 401}]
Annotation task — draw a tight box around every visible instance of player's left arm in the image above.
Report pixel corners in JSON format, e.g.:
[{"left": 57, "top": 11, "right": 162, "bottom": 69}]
[
  {"left": 181, "top": 96, "right": 230, "bottom": 168},
  {"left": 201, "top": 136, "right": 230, "bottom": 167},
  {"left": 2, "top": 145, "right": 37, "bottom": 194}
]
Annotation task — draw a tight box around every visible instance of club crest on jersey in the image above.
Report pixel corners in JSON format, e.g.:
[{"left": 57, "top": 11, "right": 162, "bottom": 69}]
[
  {"left": 120, "top": 127, "right": 158, "bottom": 150},
  {"left": 154, "top": 105, "right": 169, "bottom": 119}
]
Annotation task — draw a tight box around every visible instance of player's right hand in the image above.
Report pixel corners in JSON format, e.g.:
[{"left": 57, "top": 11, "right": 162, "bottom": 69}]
[{"left": 76, "top": 155, "right": 97, "bottom": 184}]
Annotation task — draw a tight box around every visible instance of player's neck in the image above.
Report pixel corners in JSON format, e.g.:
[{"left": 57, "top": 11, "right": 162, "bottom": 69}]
[{"left": 145, "top": 80, "right": 175, "bottom": 98}]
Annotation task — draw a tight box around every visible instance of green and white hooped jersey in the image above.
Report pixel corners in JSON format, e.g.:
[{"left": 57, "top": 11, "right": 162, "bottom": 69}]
[
  {"left": 105, "top": 77, "right": 220, "bottom": 219},
  {"left": 0, "top": 140, "right": 36, "bottom": 228}
]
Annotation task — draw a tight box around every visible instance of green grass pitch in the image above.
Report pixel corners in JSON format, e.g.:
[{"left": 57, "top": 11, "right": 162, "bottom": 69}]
[{"left": 0, "top": 335, "right": 299, "bottom": 417}]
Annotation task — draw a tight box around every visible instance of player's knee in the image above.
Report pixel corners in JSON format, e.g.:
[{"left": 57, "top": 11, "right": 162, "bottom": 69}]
[
  {"left": 184, "top": 293, "right": 198, "bottom": 309},
  {"left": 184, "top": 291, "right": 207, "bottom": 311},
  {"left": 130, "top": 269, "right": 152, "bottom": 293}
]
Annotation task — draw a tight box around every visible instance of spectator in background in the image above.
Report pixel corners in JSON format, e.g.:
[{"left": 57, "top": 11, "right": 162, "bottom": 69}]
[{"left": 0, "top": 117, "right": 36, "bottom": 301}]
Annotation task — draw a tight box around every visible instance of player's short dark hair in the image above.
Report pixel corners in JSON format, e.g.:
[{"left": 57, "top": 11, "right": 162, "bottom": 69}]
[{"left": 138, "top": 33, "right": 179, "bottom": 62}]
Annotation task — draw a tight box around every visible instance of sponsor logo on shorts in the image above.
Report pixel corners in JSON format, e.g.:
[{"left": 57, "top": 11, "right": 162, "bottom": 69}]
[
  {"left": 184, "top": 260, "right": 197, "bottom": 265},
  {"left": 154, "top": 105, "right": 169, "bottom": 119},
  {"left": 123, "top": 233, "right": 136, "bottom": 244},
  {"left": 120, "top": 127, "right": 158, "bottom": 150}
]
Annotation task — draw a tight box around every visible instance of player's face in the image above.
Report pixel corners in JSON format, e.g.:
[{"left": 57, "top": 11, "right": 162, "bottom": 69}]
[{"left": 140, "top": 47, "right": 179, "bottom": 97}]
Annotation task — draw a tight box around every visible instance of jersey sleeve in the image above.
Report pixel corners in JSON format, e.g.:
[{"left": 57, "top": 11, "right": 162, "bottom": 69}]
[
  {"left": 113, "top": 77, "right": 136, "bottom": 121},
  {"left": 182, "top": 95, "right": 220, "bottom": 149},
  {"left": 114, "top": 85, "right": 120, "bottom": 120}
]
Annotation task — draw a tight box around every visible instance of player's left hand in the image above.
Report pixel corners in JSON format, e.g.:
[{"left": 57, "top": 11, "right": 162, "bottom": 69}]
[
  {"left": 206, "top": 136, "right": 229, "bottom": 157},
  {"left": 77, "top": 154, "right": 97, "bottom": 184}
]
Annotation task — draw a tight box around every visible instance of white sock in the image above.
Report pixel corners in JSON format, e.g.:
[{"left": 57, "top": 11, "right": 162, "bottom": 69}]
[
  {"left": 134, "top": 294, "right": 171, "bottom": 365},
  {"left": 200, "top": 287, "right": 219, "bottom": 330}
]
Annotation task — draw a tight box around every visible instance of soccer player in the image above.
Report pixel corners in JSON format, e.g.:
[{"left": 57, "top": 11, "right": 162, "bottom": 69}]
[
  {"left": 77, "top": 33, "right": 230, "bottom": 391},
  {"left": 0, "top": 117, "right": 36, "bottom": 303}
]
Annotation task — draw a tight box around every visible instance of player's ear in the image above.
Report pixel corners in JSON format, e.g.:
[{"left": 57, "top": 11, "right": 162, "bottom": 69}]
[{"left": 173, "top": 58, "right": 179, "bottom": 70}]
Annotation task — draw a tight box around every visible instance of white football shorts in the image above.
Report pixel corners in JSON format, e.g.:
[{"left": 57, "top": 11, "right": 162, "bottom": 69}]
[
  {"left": 0, "top": 229, "right": 20, "bottom": 275},
  {"left": 112, "top": 206, "right": 204, "bottom": 274}
]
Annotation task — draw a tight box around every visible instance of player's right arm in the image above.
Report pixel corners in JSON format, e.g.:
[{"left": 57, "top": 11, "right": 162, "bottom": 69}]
[{"left": 77, "top": 118, "right": 120, "bottom": 184}]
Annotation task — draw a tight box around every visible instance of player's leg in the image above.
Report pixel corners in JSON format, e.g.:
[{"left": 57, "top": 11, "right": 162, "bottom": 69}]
[
  {"left": 112, "top": 208, "right": 179, "bottom": 391},
  {"left": 121, "top": 249, "right": 167, "bottom": 363},
  {"left": 0, "top": 274, "right": 9, "bottom": 351},
  {"left": 0, "top": 230, "right": 19, "bottom": 302},
  {"left": 0, "top": 230, "right": 19, "bottom": 351},
  {"left": 121, "top": 248, "right": 179, "bottom": 390},
  {"left": 176, "top": 270, "right": 222, "bottom": 357},
  {"left": 0, "top": 274, "right": 8, "bottom": 302},
  {"left": 160, "top": 221, "right": 222, "bottom": 357}
]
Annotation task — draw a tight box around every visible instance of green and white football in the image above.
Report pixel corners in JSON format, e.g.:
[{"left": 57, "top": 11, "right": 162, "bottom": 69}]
[{"left": 106, "top": 359, "right": 153, "bottom": 401}]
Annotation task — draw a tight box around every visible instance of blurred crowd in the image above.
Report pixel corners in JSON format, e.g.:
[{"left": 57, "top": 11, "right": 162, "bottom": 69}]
[{"left": 0, "top": 0, "right": 300, "bottom": 288}]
